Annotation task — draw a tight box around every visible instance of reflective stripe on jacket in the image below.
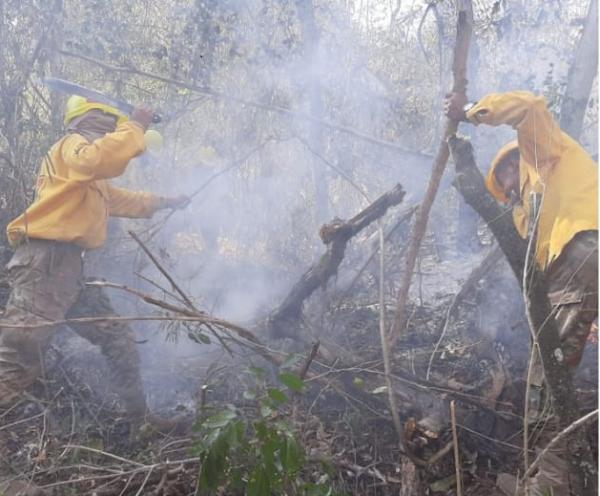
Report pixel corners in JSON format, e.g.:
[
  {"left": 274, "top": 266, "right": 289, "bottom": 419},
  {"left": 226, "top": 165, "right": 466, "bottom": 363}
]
[
  {"left": 7, "top": 121, "right": 162, "bottom": 249},
  {"left": 467, "top": 91, "right": 598, "bottom": 269}
]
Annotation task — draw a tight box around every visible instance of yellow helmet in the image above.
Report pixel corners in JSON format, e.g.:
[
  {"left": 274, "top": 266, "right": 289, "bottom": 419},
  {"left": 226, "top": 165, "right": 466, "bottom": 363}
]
[
  {"left": 485, "top": 140, "right": 519, "bottom": 204},
  {"left": 64, "top": 95, "right": 128, "bottom": 126}
]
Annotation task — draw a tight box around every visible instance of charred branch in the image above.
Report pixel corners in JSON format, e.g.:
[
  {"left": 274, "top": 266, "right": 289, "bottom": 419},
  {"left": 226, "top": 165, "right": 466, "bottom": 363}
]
[
  {"left": 448, "top": 135, "right": 527, "bottom": 282},
  {"left": 267, "top": 183, "right": 405, "bottom": 338}
]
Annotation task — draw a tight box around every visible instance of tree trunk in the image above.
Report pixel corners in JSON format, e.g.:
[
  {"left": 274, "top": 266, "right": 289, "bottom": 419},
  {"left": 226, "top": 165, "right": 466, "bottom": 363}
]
[
  {"left": 295, "top": 0, "right": 329, "bottom": 223},
  {"left": 559, "top": 0, "right": 598, "bottom": 140},
  {"left": 449, "top": 136, "right": 526, "bottom": 281}
]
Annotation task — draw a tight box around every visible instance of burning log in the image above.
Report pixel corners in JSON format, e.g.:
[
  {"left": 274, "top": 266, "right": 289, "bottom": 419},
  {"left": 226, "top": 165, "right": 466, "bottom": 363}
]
[{"left": 267, "top": 183, "right": 405, "bottom": 338}]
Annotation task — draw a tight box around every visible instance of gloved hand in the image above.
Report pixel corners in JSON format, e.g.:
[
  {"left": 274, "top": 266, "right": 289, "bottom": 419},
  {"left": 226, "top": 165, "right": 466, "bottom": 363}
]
[
  {"left": 131, "top": 104, "right": 155, "bottom": 131},
  {"left": 444, "top": 92, "right": 469, "bottom": 122},
  {"left": 160, "top": 195, "right": 191, "bottom": 210}
]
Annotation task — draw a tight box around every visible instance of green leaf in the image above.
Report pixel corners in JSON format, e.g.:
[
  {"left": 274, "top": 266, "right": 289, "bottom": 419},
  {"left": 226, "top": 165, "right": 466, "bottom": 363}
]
[
  {"left": 279, "top": 372, "right": 306, "bottom": 392},
  {"left": 248, "top": 466, "right": 271, "bottom": 496},
  {"left": 249, "top": 366, "right": 266, "bottom": 378},
  {"left": 260, "top": 436, "right": 278, "bottom": 474},
  {"left": 198, "top": 434, "right": 230, "bottom": 491},
  {"left": 204, "top": 408, "right": 237, "bottom": 429},
  {"left": 281, "top": 436, "right": 305, "bottom": 475},
  {"left": 255, "top": 420, "right": 268, "bottom": 440},
  {"left": 226, "top": 421, "right": 245, "bottom": 449},
  {"left": 267, "top": 387, "right": 289, "bottom": 404}
]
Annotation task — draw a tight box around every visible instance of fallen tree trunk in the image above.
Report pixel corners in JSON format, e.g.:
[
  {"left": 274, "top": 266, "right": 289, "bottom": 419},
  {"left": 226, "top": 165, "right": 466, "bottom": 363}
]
[
  {"left": 267, "top": 183, "right": 405, "bottom": 338},
  {"left": 448, "top": 135, "right": 596, "bottom": 495}
]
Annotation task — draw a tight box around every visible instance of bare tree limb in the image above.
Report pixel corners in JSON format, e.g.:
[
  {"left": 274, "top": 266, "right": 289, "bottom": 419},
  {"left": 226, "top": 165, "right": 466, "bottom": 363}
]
[
  {"left": 267, "top": 183, "right": 405, "bottom": 337},
  {"left": 521, "top": 409, "right": 598, "bottom": 482},
  {"left": 57, "top": 49, "right": 431, "bottom": 161},
  {"left": 390, "top": 0, "right": 474, "bottom": 347},
  {"left": 559, "top": 0, "right": 598, "bottom": 140}
]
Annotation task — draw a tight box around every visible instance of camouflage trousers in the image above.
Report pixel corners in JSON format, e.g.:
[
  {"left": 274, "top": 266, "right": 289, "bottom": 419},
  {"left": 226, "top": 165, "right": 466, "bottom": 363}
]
[
  {"left": 531, "top": 230, "right": 598, "bottom": 386},
  {"left": 525, "top": 230, "right": 598, "bottom": 496},
  {"left": 0, "top": 239, "right": 147, "bottom": 416}
]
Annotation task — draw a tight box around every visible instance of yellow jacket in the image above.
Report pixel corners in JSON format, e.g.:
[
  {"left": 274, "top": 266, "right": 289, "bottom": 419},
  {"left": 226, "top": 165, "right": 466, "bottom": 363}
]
[
  {"left": 467, "top": 91, "right": 598, "bottom": 269},
  {"left": 7, "top": 122, "right": 163, "bottom": 249}
]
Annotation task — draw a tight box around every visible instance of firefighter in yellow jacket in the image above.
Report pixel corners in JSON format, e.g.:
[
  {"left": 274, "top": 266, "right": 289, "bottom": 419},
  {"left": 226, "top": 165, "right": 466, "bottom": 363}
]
[
  {"left": 446, "top": 91, "right": 598, "bottom": 495},
  {"left": 0, "top": 98, "right": 189, "bottom": 437}
]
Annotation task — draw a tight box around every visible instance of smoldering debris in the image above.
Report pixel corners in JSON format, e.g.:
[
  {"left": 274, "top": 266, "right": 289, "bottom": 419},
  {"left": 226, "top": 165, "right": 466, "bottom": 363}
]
[{"left": 0, "top": 0, "right": 597, "bottom": 494}]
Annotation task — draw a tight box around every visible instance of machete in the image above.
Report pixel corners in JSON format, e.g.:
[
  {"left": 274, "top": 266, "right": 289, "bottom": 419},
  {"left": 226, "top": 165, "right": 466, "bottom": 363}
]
[{"left": 43, "top": 77, "right": 162, "bottom": 123}]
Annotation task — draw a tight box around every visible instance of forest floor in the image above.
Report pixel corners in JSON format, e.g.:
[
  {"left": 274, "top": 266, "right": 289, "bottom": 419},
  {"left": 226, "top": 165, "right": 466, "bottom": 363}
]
[{"left": 0, "top": 242, "right": 597, "bottom": 495}]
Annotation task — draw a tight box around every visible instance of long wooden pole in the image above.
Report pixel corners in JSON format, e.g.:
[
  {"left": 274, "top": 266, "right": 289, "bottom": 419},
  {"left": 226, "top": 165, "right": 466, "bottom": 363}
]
[{"left": 389, "top": 0, "right": 473, "bottom": 347}]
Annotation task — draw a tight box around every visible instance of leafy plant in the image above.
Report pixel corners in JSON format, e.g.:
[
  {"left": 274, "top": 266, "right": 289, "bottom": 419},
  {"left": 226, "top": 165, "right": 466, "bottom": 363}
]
[{"left": 192, "top": 368, "right": 336, "bottom": 495}]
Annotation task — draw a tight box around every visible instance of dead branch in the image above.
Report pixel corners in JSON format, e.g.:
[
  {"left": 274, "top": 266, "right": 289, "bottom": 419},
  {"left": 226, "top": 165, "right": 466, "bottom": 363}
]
[
  {"left": 376, "top": 220, "right": 409, "bottom": 466},
  {"left": 522, "top": 409, "right": 598, "bottom": 482},
  {"left": 390, "top": 1, "right": 474, "bottom": 347},
  {"left": 299, "top": 342, "right": 321, "bottom": 380},
  {"left": 267, "top": 183, "right": 405, "bottom": 338},
  {"left": 450, "top": 400, "right": 463, "bottom": 496},
  {"left": 128, "top": 230, "right": 233, "bottom": 354},
  {"left": 57, "top": 49, "right": 431, "bottom": 161},
  {"left": 339, "top": 205, "right": 417, "bottom": 299},
  {"left": 128, "top": 230, "right": 196, "bottom": 310}
]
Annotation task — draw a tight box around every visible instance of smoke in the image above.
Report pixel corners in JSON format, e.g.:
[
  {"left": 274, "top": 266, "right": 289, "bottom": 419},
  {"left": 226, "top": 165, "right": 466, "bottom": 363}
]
[{"left": 66, "top": 0, "right": 596, "bottom": 407}]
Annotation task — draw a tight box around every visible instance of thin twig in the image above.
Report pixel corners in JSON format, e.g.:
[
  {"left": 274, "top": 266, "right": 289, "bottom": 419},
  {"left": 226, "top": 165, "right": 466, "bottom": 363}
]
[
  {"left": 521, "top": 409, "right": 598, "bottom": 481},
  {"left": 450, "top": 400, "right": 463, "bottom": 496},
  {"left": 299, "top": 342, "right": 320, "bottom": 380},
  {"left": 127, "top": 230, "right": 233, "bottom": 354},
  {"left": 376, "top": 220, "right": 405, "bottom": 454},
  {"left": 62, "top": 444, "right": 146, "bottom": 467},
  {"left": 128, "top": 230, "right": 195, "bottom": 310},
  {"left": 146, "top": 140, "right": 272, "bottom": 238}
]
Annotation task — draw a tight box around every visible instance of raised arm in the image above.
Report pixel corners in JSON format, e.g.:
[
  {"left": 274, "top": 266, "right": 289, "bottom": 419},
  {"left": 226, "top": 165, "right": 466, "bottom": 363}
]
[
  {"left": 447, "top": 91, "right": 563, "bottom": 173},
  {"left": 62, "top": 121, "right": 146, "bottom": 181}
]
